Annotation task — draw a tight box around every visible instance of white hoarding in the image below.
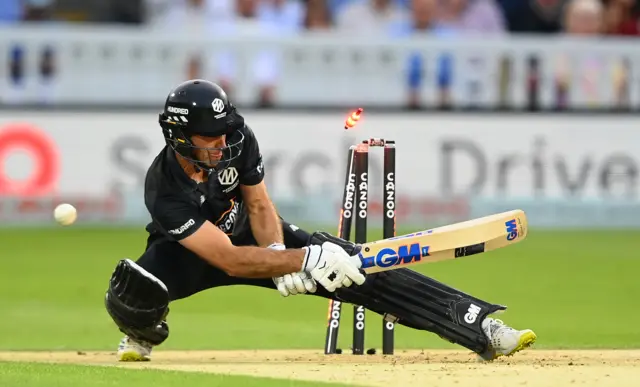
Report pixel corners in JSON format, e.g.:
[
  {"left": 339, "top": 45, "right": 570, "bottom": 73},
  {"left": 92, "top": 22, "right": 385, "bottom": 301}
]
[
  {"left": 1, "top": 111, "right": 640, "bottom": 228},
  {"left": 1, "top": 111, "right": 638, "bottom": 200}
]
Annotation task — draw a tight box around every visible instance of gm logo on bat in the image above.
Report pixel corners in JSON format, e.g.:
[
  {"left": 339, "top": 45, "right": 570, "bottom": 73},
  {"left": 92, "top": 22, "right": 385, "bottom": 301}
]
[
  {"left": 505, "top": 219, "right": 519, "bottom": 241},
  {"left": 360, "top": 243, "right": 430, "bottom": 269}
]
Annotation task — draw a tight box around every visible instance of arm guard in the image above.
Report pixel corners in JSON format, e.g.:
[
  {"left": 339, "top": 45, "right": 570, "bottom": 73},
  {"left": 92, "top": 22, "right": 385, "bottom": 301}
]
[{"left": 105, "top": 259, "right": 170, "bottom": 346}]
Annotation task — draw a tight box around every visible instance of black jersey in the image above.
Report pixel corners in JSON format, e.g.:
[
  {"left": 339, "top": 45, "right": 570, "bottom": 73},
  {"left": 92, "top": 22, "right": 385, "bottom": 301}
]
[{"left": 143, "top": 124, "right": 264, "bottom": 242}]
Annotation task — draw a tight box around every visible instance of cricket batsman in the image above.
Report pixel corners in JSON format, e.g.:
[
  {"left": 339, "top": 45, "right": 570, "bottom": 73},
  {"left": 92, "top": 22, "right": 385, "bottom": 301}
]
[{"left": 105, "top": 79, "right": 537, "bottom": 362}]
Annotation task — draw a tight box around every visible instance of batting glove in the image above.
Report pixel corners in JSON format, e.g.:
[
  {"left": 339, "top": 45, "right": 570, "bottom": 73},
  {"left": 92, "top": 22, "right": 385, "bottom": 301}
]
[
  {"left": 273, "top": 272, "right": 318, "bottom": 297},
  {"left": 302, "top": 241, "right": 366, "bottom": 292},
  {"left": 270, "top": 243, "right": 318, "bottom": 297}
]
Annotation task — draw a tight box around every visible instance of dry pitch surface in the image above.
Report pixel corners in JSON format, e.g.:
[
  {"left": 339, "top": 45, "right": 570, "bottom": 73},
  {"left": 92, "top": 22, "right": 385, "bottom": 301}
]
[{"left": 1, "top": 350, "right": 639, "bottom": 386}]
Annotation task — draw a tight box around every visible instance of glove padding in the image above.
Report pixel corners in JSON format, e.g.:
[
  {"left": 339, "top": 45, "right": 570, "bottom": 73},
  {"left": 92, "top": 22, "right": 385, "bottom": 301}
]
[
  {"left": 273, "top": 272, "right": 318, "bottom": 297},
  {"left": 302, "top": 241, "right": 365, "bottom": 292},
  {"left": 270, "top": 242, "right": 318, "bottom": 297}
]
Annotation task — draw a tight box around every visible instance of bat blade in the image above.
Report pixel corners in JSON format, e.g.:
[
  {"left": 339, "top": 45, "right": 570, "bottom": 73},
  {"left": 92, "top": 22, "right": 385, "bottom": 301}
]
[{"left": 358, "top": 210, "right": 528, "bottom": 274}]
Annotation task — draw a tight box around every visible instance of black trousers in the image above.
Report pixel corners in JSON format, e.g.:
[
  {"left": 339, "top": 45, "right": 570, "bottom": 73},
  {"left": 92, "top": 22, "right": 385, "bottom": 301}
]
[
  {"left": 136, "top": 219, "right": 334, "bottom": 302},
  {"left": 134, "top": 219, "right": 500, "bottom": 355}
]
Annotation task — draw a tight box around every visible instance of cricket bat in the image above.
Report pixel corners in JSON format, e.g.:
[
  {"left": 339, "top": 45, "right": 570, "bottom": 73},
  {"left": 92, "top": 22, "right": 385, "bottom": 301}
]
[{"left": 358, "top": 209, "right": 527, "bottom": 274}]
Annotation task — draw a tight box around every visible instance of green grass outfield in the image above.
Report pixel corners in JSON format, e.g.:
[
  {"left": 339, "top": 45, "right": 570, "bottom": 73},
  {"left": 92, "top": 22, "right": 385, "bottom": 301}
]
[
  {"left": 0, "top": 362, "right": 351, "bottom": 387},
  {"left": 0, "top": 226, "right": 638, "bottom": 352}
]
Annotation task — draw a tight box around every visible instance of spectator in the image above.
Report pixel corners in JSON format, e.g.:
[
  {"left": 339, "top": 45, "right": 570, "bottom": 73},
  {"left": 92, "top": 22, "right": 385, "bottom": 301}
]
[
  {"left": 601, "top": 0, "right": 635, "bottom": 108},
  {"left": 397, "top": 0, "right": 504, "bottom": 109},
  {"left": 396, "top": 0, "right": 436, "bottom": 108},
  {"left": 259, "top": 0, "right": 304, "bottom": 34},
  {"left": 212, "top": 0, "right": 250, "bottom": 95},
  {"left": 147, "top": 0, "right": 296, "bottom": 106},
  {"left": 211, "top": 0, "right": 304, "bottom": 107},
  {"left": 23, "top": 0, "right": 55, "bottom": 22},
  {"left": 146, "top": 0, "right": 219, "bottom": 30},
  {"left": 37, "top": 45, "right": 57, "bottom": 105},
  {"left": 603, "top": 0, "right": 640, "bottom": 36},
  {"left": 0, "top": 0, "right": 31, "bottom": 107},
  {"left": 305, "top": 0, "right": 333, "bottom": 29},
  {"left": 257, "top": 0, "right": 304, "bottom": 105},
  {"left": 436, "top": 0, "right": 507, "bottom": 34},
  {"left": 5, "top": 45, "right": 26, "bottom": 105},
  {"left": 107, "top": 0, "right": 145, "bottom": 24},
  {"left": 562, "top": 0, "right": 604, "bottom": 34},
  {"left": 0, "top": 0, "right": 22, "bottom": 24},
  {"left": 555, "top": 0, "right": 604, "bottom": 108},
  {"left": 497, "top": 0, "right": 569, "bottom": 33},
  {"left": 612, "top": 57, "right": 630, "bottom": 109},
  {"left": 335, "top": 0, "right": 409, "bottom": 36},
  {"left": 145, "top": 0, "right": 227, "bottom": 90},
  {"left": 143, "top": 0, "right": 175, "bottom": 25},
  {"left": 3, "top": 1, "right": 58, "bottom": 106},
  {"left": 410, "top": 0, "right": 436, "bottom": 32},
  {"left": 433, "top": 0, "right": 507, "bottom": 108}
]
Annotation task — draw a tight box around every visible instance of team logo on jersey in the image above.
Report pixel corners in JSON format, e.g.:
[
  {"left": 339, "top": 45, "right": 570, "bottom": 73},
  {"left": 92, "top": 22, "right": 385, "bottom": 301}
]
[
  {"left": 216, "top": 200, "right": 239, "bottom": 235},
  {"left": 256, "top": 157, "right": 264, "bottom": 175},
  {"left": 218, "top": 167, "right": 239, "bottom": 193},
  {"left": 168, "top": 219, "right": 195, "bottom": 235}
]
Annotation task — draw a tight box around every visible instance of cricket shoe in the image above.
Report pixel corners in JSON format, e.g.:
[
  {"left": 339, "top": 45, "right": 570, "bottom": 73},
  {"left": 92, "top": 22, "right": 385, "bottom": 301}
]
[
  {"left": 478, "top": 318, "right": 537, "bottom": 361},
  {"left": 117, "top": 336, "right": 153, "bottom": 362}
]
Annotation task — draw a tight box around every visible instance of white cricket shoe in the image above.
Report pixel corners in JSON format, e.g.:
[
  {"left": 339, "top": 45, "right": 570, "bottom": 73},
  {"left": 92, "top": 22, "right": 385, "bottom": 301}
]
[
  {"left": 479, "top": 318, "right": 537, "bottom": 361},
  {"left": 117, "top": 336, "right": 153, "bottom": 362}
]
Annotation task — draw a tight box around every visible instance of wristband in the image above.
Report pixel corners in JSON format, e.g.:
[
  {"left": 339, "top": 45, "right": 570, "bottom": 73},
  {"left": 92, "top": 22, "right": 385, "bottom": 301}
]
[
  {"left": 301, "top": 245, "right": 321, "bottom": 272},
  {"left": 267, "top": 243, "right": 285, "bottom": 251}
]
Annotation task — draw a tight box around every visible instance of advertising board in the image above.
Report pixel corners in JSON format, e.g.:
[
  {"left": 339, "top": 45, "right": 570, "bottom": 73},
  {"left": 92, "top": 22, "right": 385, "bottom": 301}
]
[{"left": 1, "top": 111, "right": 638, "bottom": 227}]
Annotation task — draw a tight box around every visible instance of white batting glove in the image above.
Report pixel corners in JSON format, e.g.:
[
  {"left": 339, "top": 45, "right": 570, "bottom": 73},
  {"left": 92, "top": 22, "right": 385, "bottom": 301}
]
[
  {"left": 271, "top": 243, "right": 318, "bottom": 297},
  {"left": 273, "top": 272, "right": 318, "bottom": 297},
  {"left": 301, "top": 241, "right": 366, "bottom": 292}
]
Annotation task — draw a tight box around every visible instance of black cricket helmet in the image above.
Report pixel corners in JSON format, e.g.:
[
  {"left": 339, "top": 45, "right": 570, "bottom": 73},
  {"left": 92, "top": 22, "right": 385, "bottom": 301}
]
[{"left": 159, "top": 79, "right": 245, "bottom": 172}]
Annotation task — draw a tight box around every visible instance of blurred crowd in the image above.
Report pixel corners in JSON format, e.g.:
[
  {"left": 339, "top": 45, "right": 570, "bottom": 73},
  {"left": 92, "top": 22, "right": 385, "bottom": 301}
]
[
  {"left": 1, "top": 0, "right": 637, "bottom": 109},
  {"left": 3, "top": 0, "right": 639, "bottom": 36}
]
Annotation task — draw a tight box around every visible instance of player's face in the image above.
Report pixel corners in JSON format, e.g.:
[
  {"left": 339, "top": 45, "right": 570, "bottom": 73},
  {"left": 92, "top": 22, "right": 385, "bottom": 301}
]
[{"left": 190, "top": 134, "right": 227, "bottom": 166}]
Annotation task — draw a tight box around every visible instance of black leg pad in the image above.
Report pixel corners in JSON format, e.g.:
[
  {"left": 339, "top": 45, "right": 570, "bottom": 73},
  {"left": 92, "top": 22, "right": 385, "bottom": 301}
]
[
  {"left": 335, "top": 268, "right": 506, "bottom": 354},
  {"left": 309, "top": 231, "right": 361, "bottom": 256},
  {"left": 105, "top": 259, "right": 170, "bottom": 346}
]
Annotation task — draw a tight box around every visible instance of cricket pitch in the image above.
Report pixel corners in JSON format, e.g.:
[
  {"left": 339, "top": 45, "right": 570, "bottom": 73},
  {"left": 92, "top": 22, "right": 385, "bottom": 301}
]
[{"left": 1, "top": 349, "right": 639, "bottom": 386}]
